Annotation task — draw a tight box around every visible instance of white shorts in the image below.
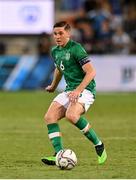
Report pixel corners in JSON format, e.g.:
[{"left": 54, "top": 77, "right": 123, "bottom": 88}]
[{"left": 53, "top": 89, "right": 95, "bottom": 112}]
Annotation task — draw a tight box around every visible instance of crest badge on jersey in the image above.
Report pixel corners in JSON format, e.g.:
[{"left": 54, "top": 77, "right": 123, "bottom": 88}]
[
  {"left": 55, "top": 54, "right": 58, "bottom": 60},
  {"left": 65, "top": 52, "right": 70, "bottom": 60}
]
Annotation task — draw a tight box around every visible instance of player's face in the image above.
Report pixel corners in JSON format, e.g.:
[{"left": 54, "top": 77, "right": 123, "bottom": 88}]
[{"left": 53, "top": 27, "right": 70, "bottom": 47}]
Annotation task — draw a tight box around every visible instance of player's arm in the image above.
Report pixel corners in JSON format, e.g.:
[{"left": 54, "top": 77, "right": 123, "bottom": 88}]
[
  {"left": 76, "top": 62, "right": 96, "bottom": 92},
  {"left": 68, "top": 61, "right": 96, "bottom": 102},
  {"left": 46, "top": 68, "right": 62, "bottom": 92}
]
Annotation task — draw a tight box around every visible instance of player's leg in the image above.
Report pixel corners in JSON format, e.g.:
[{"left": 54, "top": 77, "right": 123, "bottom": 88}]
[
  {"left": 45, "top": 101, "right": 66, "bottom": 151},
  {"left": 66, "top": 89, "right": 107, "bottom": 164},
  {"left": 42, "top": 101, "right": 66, "bottom": 165},
  {"left": 42, "top": 92, "right": 69, "bottom": 165},
  {"left": 66, "top": 102, "right": 101, "bottom": 146}
]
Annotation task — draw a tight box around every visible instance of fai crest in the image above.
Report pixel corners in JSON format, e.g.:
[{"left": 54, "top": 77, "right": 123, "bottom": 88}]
[{"left": 65, "top": 52, "right": 70, "bottom": 60}]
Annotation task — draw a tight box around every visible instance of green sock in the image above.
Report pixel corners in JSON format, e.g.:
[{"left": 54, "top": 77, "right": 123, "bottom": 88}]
[
  {"left": 47, "top": 123, "right": 63, "bottom": 153},
  {"left": 75, "top": 117, "right": 100, "bottom": 145}
]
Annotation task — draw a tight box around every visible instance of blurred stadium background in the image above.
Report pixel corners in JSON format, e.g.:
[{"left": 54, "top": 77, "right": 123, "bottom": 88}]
[
  {"left": 0, "top": 0, "right": 136, "bottom": 91},
  {"left": 0, "top": 0, "right": 136, "bottom": 179}
]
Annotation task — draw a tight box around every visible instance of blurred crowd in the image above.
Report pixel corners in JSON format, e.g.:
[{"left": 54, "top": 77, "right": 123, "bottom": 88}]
[
  {"left": 0, "top": 0, "right": 136, "bottom": 55},
  {"left": 59, "top": 0, "right": 136, "bottom": 54}
]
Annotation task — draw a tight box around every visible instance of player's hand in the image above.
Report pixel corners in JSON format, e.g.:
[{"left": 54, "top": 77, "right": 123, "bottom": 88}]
[
  {"left": 45, "top": 85, "right": 55, "bottom": 92},
  {"left": 68, "top": 90, "right": 81, "bottom": 103}
]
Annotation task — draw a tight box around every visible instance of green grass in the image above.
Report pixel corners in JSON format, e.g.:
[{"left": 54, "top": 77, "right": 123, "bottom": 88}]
[{"left": 0, "top": 91, "right": 136, "bottom": 178}]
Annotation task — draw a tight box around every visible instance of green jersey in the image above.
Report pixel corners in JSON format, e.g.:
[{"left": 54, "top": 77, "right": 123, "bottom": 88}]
[{"left": 51, "top": 40, "right": 96, "bottom": 97}]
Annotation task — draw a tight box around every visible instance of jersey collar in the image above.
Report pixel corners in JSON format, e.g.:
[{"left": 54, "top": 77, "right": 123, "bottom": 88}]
[{"left": 58, "top": 39, "right": 72, "bottom": 50}]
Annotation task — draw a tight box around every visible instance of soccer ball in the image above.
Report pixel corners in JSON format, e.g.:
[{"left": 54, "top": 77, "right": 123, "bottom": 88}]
[{"left": 56, "top": 149, "right": 77, "bottom": 170}]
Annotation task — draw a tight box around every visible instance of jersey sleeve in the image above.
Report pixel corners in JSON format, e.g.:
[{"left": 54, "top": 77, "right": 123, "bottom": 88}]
[{"left": 73, "top": 44, "right": 90, "bottom": 66}]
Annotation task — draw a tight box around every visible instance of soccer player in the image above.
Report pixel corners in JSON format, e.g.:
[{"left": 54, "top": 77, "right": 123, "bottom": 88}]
[{"left": 41, "top": 21, "right": 107, "bottom": 165}]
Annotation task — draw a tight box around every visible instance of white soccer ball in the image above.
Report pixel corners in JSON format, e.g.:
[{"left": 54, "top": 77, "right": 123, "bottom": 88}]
[{"left": 56, "top": 149, "right": 77, "bottom": 170}]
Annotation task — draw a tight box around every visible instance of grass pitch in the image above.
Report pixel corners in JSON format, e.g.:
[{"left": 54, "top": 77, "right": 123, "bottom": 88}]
[{"left": 0, "top": 91, "right": 136, "bottom": 178}]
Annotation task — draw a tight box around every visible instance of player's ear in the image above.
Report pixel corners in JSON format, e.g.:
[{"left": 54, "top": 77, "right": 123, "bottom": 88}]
[{"left": 66, "top": 30, "right": 71, "bottom": 38}]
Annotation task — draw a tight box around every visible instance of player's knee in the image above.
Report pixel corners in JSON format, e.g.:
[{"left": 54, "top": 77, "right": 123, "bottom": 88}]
[
  {"left": 44, "top": 113, "right": 48, "bottom": 123},
  {"left": 65, "top": 112, "right": 80, "bottom": 123},
  {"left": 44, "top": 113, "right": 53, "bottom": 124}
]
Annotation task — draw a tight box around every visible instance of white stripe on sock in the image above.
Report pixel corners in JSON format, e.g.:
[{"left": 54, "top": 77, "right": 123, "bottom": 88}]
[
  {"left": 48, "top": 132, "right": 61, "bottom": 139},
  {"left": 81, "top": 123, "right": 90, "bottom": 133},
  {"left": 95, "top": 141, "right": 102, "bottom": 146}
]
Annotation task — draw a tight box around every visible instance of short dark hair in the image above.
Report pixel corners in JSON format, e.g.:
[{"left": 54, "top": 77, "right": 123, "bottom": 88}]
[{"left": 53, "top": 21, "right": 71, "bottom": 31}]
